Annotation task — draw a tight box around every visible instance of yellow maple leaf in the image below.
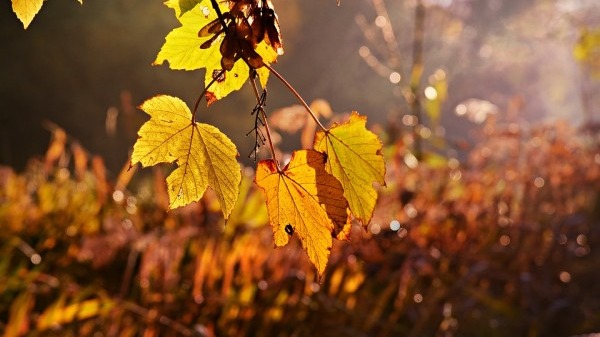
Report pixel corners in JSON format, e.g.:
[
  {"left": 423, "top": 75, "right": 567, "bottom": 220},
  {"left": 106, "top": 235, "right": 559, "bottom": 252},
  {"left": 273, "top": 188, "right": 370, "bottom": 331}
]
[
  {"left": 154, "top": 2, "right": 222, "bottom": 71},
  {"left": 313, "top": 112, "right": 386, "bottom": 224},
  {"left": 254, "top": 150, "right": 349, "bottom": 275},
  {"left": 11, "top": 0, "right": 44, "bottom": 29},
  {"left": 131, "top": 95, "right": 241, "bottom": 217},
  {"left": 155, "top": 1, "right": 277, "bottom": 105}
]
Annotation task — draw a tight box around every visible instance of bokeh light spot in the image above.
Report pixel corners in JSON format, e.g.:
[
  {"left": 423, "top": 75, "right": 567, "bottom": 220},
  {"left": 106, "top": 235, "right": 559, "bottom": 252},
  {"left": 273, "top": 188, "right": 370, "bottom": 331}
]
[
  {"left": 358, "top": 46, "right": 370, "bottom": 58},
  {"left": 418, "top": 126, "right": 432, "bottom": 139},
  {"left": 404, "top": 203, "right": 418, "bottom": 218},
  {"left": 414, "top": 293, "right": 423, "bottom": 303},
  {"left": 404, "top": 153, "right": 419, "bottom": 169},
  {"left": 31, "top": 254, "right": 42, "bottom": 265},
  {"left": 402, "top": 114, "right": 417, "bottom": 126},
  {"left": 389, "top": 71, "right": 401, "bottom": 84},
  {"left": 310, "top": 282, "right": 321, "bottom": 293},
  {"left": 112, "top": 190, "right": 124, "bottom": 203},
  {"left": 448, "top": 158, "right": 459, "bottom": 170},
  {"left": 424, "top": 86, "right": 438, "bottom": 100},
  {"left": 370, "top": 223, "right": 381, "bottom": 235},
  {"left": 375, "top": 15, "right": 387, "bottom": 28},
  {"left": 397, "top": 228, "right": 408, "bottom": 238},
  {"left": 455, "top": 104, "right": 467, "bottom": 116},
  {"left": 390, "top": 220, "right": 401, "bottom": 231}
]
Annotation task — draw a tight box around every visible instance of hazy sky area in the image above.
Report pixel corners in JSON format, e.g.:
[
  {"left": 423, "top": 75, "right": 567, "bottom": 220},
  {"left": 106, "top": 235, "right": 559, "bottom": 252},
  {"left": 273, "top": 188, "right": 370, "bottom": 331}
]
[{"left": 1, "top": 0, "right": 598, "bottom": 173}]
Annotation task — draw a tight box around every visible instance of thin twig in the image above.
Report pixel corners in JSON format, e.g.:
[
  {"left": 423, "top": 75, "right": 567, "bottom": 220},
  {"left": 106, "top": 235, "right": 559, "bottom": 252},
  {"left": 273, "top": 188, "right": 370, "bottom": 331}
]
[
  {"left": 370, "top": 0, "right": 402, "bottom": 70},
  {"left": 263, "top": 63, "right": 327, "bottom": 132},
  {"left": 192, "top": 72, "right": 221, "bottom": 122},
  {"left": 246, "top": 90, "right": 268, "bottom": 161},
  {"left": 210, "top": 0, "right": 229, "bottom": 33},
  {"left": 249, "top": 74, "right": 279, "bottom": 168}
]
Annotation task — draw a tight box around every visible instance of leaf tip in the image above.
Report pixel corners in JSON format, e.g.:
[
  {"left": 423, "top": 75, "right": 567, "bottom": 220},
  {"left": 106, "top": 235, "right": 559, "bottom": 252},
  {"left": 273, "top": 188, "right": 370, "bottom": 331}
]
[
  {"left": 12, "top": 0, "right": 43, "bottom": 30},
  {"left": 349, "top": 110, "right": 366, "bottom": 124}
]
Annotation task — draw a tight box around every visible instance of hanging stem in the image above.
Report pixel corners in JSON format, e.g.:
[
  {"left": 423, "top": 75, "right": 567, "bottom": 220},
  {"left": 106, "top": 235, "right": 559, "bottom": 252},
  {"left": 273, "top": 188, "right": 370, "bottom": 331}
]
[
  {"left": 263, "top": 63, "right": 327, "bottom": 132},
  {"left": 250, "top": 74, "right": 279, "bottom": 167},
  {"left": 210, "top": 0, "right": 229, "bottom": 33},
  {"left": 192, "top": 72, "right": 221, "bottom": 123}
]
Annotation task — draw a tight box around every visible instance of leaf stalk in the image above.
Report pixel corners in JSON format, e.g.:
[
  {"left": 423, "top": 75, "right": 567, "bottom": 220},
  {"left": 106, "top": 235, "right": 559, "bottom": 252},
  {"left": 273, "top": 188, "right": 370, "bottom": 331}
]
[
  {"left": 192, "top": 72, "right": 221, "bottom": 123},
  {"left": 250, "top": 74, "right": 279, "bottom": 169},
  {"left": 264, "top": 64, "right": 327, "bottom": 132}
]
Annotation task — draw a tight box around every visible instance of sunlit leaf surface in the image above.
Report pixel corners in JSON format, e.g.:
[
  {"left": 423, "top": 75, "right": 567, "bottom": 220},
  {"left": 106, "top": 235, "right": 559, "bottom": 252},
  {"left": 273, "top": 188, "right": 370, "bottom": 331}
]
[
  {"left": 314, "top": 112, "right": 385, "bottom": 224},
  {"left": 154, "top": 1, "right": 278, "bottom": 105},
  {"left": 131, "top": 95, "right": 241, "bottom": 217},
  {"left": 255, "top": 150, "right": 348, "bottom": 275},
  {"left": 11, "top": 0, "right": 43, "bottom": 29}
]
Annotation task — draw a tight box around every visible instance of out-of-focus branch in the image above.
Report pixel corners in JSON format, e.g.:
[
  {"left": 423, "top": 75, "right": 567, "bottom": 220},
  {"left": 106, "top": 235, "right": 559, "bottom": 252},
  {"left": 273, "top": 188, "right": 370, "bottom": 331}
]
[
  {"left": 410, "top": 0, "right": 426, "bottom": 160},
  {"left": 357, "top": 0, "right": 427, "bottom": 159},
  {"left": 370, "top": 0, "right": 402, "bottom": 70}
]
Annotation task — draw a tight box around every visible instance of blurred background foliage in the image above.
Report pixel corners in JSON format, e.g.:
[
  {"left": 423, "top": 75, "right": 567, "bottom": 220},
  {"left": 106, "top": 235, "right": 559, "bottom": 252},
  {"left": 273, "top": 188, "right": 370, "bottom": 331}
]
[
  {"left": 1, "top": 105, "right": 599, "bottom": 336},
  {"left": 2, "top": 0, "right": 600, "bottom": 336}
]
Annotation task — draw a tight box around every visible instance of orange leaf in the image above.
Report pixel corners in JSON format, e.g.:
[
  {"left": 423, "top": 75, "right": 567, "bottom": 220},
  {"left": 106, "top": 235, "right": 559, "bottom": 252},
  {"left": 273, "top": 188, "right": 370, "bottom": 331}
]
[{"left": 254, "top": 150, "right": 348, "bottom": 275}]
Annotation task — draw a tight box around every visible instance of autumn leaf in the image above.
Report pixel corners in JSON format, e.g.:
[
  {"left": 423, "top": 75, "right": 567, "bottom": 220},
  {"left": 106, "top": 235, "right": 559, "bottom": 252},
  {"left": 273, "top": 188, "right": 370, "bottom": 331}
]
[
  {"left": 154, "top": 2, "right": 222, "bottom": 71},
  {"left": 254, "top": 150, "right": 349, "bottom": 275},
  {"left": 154, "top": 1, "right": 277, "bottom": 105},
  {"left": 131, "top": 95, "right": 241, "bottom": 217},
  {"left": 11, "top": 0, "right": 44, "bottom": 29},
  {"left": 313, "top": 112, "right": 385, "bottom": 224}
]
